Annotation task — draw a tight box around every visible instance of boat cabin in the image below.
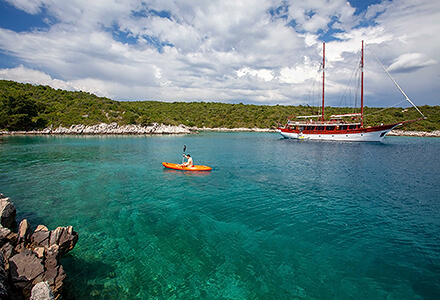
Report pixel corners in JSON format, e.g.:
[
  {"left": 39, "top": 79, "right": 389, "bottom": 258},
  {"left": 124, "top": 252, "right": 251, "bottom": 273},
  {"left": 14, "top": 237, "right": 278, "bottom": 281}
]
[{"left": 285, "top": 119, "right": 362, "bottom": 132}]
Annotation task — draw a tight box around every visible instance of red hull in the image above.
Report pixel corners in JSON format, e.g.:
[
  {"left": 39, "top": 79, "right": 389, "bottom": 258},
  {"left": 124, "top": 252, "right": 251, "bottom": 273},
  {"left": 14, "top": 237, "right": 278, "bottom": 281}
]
[{"left": 278, "top": 122, "right": 399, "bottom": 136}]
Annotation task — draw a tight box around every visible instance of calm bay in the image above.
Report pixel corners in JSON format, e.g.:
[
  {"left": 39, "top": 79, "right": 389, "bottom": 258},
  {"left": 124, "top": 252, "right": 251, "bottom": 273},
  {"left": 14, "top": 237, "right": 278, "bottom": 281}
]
[{"left": 0, "top": 132, "right": 439, "bottom": 299}]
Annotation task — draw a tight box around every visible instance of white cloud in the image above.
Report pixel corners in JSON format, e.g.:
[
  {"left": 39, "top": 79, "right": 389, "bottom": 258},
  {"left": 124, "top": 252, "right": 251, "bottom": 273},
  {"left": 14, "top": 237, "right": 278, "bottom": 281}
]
[
  {"left": 388, "top": 53, "right": 437, "bottom": 73},
  {"left": 0, "top": 65, "right": 74, "bottom": 90},
  {"left": 0, "top": 0, "right": 439, "bottom": 106},
  {"left": 286, "top": 0, "right": 357, "bottom": 33},
  {"left": 4, "top": 0, "right": 45, "bottom": 15},
  {"left": 279, "top": 56, "right": 319, "bottom": 84},
  {"left": 236, "top": 68, "right": 274, "bottom": 82}
]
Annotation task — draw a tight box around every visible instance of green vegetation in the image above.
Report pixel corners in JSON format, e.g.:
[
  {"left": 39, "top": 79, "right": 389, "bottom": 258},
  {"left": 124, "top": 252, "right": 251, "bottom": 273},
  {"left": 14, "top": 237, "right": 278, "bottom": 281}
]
[{"left": 1, "top": 80, "right": 439, "bottom": 132}]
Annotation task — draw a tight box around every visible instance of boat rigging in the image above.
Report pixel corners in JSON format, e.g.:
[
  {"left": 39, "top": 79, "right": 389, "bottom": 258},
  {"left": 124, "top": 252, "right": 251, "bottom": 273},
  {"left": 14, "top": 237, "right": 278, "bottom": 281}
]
[{"left": 277, "top": 41, "right": 426, "bottom": 142}]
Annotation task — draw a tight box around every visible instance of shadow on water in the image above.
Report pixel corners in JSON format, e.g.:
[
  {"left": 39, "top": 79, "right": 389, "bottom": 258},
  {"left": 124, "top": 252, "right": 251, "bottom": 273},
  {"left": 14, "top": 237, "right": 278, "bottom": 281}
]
[
  {"left": 62, "top": 254, "right": 117, "bottom": 300},
  {"left": 13, "top": 205, "right": 52, "bottom": 233}
]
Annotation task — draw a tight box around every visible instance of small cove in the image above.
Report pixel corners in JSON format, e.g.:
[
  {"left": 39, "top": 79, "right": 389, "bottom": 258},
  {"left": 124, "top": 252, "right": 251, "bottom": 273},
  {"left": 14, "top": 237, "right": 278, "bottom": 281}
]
[{"left": 1, "top": 133, "right": 439, "bottom": 299}]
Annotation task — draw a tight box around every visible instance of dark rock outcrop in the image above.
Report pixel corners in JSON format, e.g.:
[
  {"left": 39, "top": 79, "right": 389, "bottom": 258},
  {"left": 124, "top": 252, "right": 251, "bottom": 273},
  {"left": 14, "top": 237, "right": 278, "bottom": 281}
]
[
  {"left": 0, "top": 193, "right": 78, "bottom": 299},
  {"left": 0, "top": 194, "right": 16, "bottom": 229},
  {"left": 0, "top": 254, "right": 9, "bottom": 300}
]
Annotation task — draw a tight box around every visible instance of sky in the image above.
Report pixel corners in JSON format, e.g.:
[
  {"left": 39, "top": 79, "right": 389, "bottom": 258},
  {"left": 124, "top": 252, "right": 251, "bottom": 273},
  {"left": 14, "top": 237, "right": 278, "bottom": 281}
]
[{"left": 0, "top": 0, "right": 438, "bottom": 107}]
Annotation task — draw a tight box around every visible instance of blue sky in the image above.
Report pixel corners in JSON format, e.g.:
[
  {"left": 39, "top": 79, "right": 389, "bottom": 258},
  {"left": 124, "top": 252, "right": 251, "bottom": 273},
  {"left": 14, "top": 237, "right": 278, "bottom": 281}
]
[{"left": 0, "top": 0, "right": 438, "bottom": 107}]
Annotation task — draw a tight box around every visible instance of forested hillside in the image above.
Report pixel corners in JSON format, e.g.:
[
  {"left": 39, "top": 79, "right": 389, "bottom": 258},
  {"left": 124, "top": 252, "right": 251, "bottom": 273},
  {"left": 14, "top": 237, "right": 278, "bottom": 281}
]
[{"left": 1, "top": 80, "right": 438, "bottom": 132}]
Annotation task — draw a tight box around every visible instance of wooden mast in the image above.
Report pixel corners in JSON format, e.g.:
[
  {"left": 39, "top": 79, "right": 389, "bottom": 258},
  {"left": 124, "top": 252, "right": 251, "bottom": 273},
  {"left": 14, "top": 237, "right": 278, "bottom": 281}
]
[
  {"left": 361, "top": 40, "right": 364, "bottom": 127},
  {"left": 322, "top": 42, "right": 325, "bottom": 122}
]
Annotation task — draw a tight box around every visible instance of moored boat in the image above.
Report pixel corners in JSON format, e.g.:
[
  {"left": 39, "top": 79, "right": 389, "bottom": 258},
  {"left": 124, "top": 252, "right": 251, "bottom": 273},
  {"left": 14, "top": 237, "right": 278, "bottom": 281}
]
[{"left": 277, "top": 41, "right": 426, "bottom": 142}]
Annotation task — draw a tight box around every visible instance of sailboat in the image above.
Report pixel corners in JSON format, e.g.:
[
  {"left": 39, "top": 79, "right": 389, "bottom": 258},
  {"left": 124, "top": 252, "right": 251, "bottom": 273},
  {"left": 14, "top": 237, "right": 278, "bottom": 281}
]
[{"left": 277, "top": 41, "right": 426, "bottom": 142}]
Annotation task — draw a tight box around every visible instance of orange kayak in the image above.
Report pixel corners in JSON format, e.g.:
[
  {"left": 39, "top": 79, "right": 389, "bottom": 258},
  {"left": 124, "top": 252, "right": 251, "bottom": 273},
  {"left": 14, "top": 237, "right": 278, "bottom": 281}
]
[{"left": 162, "top": 162, "right": 212, "bottom": 171}]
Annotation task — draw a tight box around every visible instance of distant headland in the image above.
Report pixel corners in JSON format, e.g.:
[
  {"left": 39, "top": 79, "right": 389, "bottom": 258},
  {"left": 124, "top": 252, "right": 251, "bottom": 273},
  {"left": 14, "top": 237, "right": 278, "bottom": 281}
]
[
  {"left": 1, "top": 122, "right": 439, "bottom": 137},
  {"left": 1, "top": 80, "right": 439, "bottom": 134}
]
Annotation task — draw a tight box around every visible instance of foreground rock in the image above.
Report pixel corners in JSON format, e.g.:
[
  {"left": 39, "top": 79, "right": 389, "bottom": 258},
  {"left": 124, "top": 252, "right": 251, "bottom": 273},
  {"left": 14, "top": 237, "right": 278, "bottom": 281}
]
[
  {"left": 30, "top": 282, "right": 54, "bottom": 300},
  {"left": 0, "top": 193, "right": 78, "bottom": 299},
  {"left": 0, "top": 197, "right": 16, "bottom": 229}
]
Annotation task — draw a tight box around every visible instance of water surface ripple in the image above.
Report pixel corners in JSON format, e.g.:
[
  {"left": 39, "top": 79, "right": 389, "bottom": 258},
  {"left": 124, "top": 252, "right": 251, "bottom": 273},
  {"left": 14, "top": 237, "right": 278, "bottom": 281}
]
[{"left": 0, "top": 133, "right": 439, "bottom": 299}]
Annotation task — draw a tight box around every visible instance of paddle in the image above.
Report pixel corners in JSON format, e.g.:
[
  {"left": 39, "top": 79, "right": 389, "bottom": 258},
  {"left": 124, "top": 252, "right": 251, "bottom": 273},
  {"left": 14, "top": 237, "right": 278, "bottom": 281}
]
[{"left": 182, "top": 145, "right": 186, "bottom": 165}]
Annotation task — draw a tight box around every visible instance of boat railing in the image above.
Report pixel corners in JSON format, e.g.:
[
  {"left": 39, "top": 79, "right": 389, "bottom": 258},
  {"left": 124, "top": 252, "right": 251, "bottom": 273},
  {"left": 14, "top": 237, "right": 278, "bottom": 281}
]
[
  {"left": 329, "top": 113, "right": 362, "bottom": 118},
  {"left": 287, "top": 120, "right": 361, "bottom": 126}
]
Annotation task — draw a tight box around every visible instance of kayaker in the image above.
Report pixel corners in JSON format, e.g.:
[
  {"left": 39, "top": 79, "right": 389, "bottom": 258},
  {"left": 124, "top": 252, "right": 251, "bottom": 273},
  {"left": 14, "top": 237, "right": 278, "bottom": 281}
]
[{"left": 181, "top": 154, "right": 193, "bottom": 167}]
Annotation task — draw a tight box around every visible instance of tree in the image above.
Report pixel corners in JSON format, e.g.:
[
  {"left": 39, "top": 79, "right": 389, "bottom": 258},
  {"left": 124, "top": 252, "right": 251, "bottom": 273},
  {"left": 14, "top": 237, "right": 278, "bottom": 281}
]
[{"left": 0, "top": 92, "right": 39, "bottom": 130}]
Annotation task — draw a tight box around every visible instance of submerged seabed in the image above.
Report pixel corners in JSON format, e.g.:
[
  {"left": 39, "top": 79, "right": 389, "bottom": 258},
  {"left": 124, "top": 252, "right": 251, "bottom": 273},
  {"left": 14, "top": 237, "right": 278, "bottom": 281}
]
[{"left": 0, "top": 133, "right": 439, "bottom": 299}]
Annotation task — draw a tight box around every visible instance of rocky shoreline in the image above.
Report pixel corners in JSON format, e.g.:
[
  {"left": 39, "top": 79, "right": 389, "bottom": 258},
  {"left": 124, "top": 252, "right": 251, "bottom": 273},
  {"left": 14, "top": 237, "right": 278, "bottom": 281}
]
[
  {"left": 0, "top": 194, "right": 78, "bottom": 300},
  {"left": 387, "top": 129, "right": 440, "bottom": 137},
  {"left": 0, "top": 122, "right": 439, "bottom": 137},
  {"left": 0, "top": 123, "right": 279, "bottom": 135},
  {"left": 0, "top": 123, "right": 193, "bottom": 135}
]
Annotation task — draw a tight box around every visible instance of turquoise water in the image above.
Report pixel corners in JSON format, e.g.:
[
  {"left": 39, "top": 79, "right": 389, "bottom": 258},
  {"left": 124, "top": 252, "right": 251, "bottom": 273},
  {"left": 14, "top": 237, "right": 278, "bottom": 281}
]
[{"left": 0, "top": 133, "right": 439, "bottom": 299}]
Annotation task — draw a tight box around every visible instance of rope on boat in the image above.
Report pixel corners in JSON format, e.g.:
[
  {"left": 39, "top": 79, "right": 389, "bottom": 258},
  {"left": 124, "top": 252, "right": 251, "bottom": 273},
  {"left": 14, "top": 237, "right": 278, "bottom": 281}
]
[
  {"left": 338, "top": 52, "right": 361, "bottom": 111},
  {"left": 363, "top": 99, "right": 407, "bottom": 117},
  {"left": 366, "top": 43, "right": 426, "bottom": 119}
]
